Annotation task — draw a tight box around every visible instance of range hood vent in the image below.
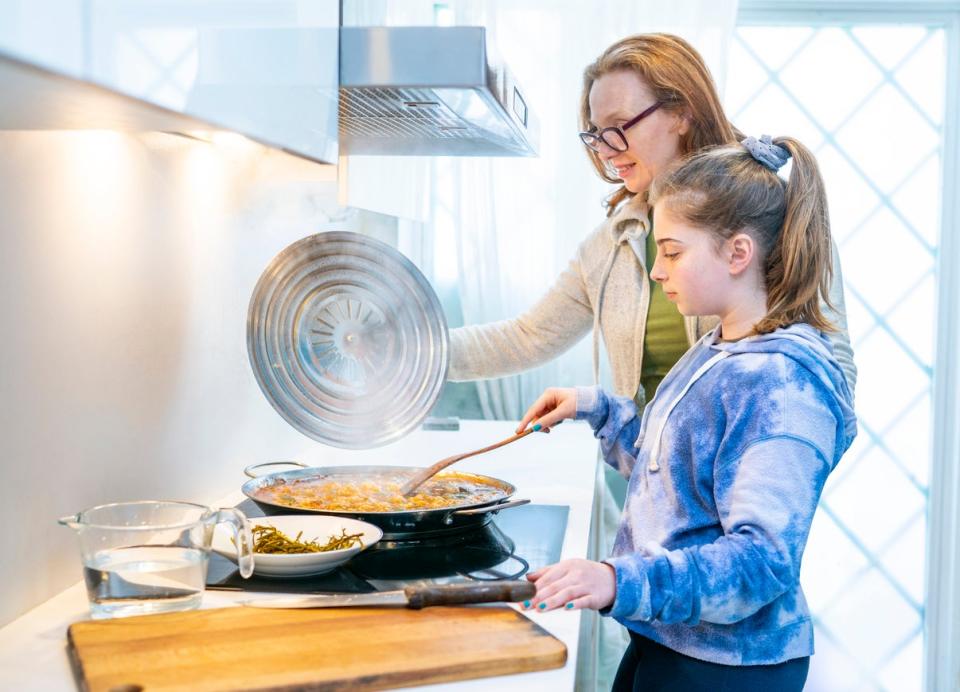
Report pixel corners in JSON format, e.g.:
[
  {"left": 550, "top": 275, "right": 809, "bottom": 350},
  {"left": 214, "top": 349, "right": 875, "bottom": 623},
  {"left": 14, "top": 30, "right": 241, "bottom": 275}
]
[{"left": 339, "top": 27, "right": 539, "bottom": 157}]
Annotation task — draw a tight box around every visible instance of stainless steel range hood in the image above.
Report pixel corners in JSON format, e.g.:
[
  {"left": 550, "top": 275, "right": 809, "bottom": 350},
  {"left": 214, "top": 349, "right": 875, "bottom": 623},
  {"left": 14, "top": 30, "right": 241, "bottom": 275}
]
[
  {"left": 339, "top": 27, "right": 539, "bottom": 157},
  {"left": 0, "top": 13, "right": 537, "bottom": 162}
]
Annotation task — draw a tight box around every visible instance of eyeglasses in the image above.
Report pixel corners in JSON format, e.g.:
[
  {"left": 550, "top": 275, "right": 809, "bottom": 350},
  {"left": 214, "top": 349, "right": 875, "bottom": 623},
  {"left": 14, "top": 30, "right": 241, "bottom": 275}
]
[{"left": 579, "top": 102, "right": 663, "bottom": 153}]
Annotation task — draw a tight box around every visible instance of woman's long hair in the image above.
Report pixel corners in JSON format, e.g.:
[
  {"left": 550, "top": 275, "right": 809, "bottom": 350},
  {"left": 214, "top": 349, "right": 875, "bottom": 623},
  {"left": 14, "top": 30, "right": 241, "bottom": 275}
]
[
  {"left": 580, "top": 33, "right": 740, "bottom": 215},
  {"left": 649, "top": 138, "right": 836, "bottom": 334}
]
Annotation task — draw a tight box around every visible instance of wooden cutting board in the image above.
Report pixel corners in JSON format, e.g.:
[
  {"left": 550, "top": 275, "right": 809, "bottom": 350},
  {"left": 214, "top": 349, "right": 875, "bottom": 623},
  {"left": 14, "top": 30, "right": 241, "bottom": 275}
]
[{"left": 67, "top": 605, "right": 568, "bottom": 691}]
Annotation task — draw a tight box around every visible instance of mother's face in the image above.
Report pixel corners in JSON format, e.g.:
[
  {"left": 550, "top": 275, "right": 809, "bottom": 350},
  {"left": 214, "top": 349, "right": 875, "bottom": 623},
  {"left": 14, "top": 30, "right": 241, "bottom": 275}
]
[{"left": 587, "top": 70, "right": 689, "bottom": 195}]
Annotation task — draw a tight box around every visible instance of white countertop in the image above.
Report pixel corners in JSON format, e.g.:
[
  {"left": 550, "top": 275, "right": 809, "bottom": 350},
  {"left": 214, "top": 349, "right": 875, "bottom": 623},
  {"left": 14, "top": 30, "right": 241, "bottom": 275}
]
[{"left": 0, "top": 419, "right": 600, "bottom": 691}]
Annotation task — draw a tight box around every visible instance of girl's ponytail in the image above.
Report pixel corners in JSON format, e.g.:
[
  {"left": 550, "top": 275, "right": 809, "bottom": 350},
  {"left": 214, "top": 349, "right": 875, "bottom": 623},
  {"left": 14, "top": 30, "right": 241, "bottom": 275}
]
[
  {"left": 755, "top": 137, "right": 835, "bottom": 334},
  {"left": 649, "top": 136, "right": 838, "bottom": 335}
]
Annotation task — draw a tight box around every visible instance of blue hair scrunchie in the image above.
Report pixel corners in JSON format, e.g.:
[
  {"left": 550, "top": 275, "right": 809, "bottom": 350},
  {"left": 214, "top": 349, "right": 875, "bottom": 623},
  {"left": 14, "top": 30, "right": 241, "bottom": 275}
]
[{"left": 741, "top": 134, "right": 790, "bottom": 172}]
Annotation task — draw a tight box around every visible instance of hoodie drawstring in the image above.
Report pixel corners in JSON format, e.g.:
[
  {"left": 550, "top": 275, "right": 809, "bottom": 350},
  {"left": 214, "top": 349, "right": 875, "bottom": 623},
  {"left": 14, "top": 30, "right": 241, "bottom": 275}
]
[{"left": 646, "top": 350, "right": 731, "bottom": 472}]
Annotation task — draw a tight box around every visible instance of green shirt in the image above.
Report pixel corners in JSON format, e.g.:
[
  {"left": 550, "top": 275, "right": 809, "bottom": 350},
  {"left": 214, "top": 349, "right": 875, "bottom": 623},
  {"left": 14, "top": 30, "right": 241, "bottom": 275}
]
[{"left": 640, "top": 225, "right": 689, "bottom": 405}]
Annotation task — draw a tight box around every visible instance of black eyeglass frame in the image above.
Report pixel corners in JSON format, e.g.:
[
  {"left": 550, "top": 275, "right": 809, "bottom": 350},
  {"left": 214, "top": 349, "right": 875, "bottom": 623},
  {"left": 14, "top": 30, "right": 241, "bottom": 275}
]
[{"left": 579, "top": 101, "right": 664, "bottom": 153}]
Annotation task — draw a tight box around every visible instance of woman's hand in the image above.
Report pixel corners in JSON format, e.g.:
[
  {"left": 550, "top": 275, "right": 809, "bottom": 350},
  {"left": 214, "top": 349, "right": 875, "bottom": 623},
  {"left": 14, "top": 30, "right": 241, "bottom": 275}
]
[
  {"left": 516, "top": 387, "right": 578, "bottom": 433},
  {"left": 523, "top": 558, "right": 616, "bottom": 612}
]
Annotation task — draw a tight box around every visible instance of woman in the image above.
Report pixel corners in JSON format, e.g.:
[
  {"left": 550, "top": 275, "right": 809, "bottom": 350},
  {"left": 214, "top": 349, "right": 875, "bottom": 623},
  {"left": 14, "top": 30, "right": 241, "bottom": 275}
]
[{"left": 449, "top": 33, "right": 856, "bottom": 403}]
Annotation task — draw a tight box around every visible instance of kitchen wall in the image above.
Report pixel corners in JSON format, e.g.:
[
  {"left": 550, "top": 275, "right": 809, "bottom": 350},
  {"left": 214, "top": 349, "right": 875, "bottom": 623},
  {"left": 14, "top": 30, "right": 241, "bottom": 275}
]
[{"left": 0, "top": 129, "right": 387, "bottom": 625}]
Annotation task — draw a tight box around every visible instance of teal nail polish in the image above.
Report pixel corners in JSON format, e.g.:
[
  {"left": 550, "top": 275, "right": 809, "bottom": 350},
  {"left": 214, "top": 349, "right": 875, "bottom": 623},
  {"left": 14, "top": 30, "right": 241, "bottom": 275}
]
[
  {"left": 565, "top": 602, "right": 574, "bottom": 610},
  {"left": 523, "top": 600, "right": 531, "bottom": 608},
  {"left": 533, "top": 423, "right": 542, "bottom": 431},
  {"left": 538, "top": 602, "right": 546, "bottom": 610}
]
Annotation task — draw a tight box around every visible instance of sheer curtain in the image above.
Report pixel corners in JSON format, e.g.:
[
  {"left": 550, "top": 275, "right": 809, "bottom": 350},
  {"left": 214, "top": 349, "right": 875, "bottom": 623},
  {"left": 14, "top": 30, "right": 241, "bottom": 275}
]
[{"left": 447, "top": 0, "right": 739, "bottom": 419}]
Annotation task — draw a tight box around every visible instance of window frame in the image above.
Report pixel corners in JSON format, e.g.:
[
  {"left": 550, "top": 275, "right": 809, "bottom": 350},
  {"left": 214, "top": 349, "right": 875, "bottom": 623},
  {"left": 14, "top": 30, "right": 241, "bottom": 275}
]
[{"left": 735, "top": 2, "right": 960, "bottom": 690}]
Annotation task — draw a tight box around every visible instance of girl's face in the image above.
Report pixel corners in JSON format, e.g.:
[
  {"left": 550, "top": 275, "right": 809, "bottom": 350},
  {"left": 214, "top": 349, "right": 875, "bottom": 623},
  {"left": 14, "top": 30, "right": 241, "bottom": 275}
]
[
  {"left": 587, "top": 70, "right": 689, "bottom": 195},
  {"left": 649, "top": 204, "right": 732, "bottom": 316}
]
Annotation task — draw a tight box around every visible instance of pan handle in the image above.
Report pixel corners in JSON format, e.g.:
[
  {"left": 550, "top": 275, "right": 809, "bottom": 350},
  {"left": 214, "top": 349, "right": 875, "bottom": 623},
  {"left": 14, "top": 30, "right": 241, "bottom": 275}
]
[
  {"left": 451, "top": 498, "right": 531, "bottom": 516},
  {"left": 243, "top": 460, "right": 310, "bottom": 478}
]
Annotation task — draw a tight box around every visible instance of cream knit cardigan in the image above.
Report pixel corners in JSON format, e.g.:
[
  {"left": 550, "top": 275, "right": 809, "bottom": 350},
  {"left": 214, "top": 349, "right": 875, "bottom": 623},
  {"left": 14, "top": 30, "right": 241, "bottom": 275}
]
[{"left": 448, "top": 195, "right": 858, "bottom": 404}]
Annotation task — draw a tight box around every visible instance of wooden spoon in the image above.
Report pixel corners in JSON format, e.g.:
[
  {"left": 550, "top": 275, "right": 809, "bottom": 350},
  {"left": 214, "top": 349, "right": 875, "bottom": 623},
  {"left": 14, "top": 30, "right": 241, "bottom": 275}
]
[{"left": 399, "top": 427, "right": 538, "bottom": 497}]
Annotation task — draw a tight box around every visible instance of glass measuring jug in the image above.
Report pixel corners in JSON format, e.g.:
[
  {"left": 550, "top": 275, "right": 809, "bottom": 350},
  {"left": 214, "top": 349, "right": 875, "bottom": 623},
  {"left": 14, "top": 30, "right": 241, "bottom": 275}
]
[{"left": 59, "top": 500, "right": 254, "bottom": 619}]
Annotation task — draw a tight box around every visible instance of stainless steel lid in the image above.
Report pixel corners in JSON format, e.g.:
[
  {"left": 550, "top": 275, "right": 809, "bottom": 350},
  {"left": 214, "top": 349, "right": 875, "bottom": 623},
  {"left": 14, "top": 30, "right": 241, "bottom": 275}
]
[{"left": 247, "top": 232, "right": 448, "bottom": 448}]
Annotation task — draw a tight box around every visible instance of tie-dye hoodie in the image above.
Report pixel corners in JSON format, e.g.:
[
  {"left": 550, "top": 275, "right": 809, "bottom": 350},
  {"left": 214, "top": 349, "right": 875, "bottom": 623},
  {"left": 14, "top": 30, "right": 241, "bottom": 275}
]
[{"left": 576, "top": 323, "right": 857, "bottom": 666}]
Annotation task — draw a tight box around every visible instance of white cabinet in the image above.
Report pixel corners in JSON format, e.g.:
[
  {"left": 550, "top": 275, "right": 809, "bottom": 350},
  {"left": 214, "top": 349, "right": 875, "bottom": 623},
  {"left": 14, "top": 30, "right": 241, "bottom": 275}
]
[{"left": 0, "top": 0, "right": 339, "bottom": 164}]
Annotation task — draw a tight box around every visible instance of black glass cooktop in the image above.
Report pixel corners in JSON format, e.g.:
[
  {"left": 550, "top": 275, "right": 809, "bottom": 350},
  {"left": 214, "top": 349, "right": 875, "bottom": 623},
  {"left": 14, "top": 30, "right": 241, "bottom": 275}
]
[{"left": 207, "top": 501, "right": 568, "bottom": 595}]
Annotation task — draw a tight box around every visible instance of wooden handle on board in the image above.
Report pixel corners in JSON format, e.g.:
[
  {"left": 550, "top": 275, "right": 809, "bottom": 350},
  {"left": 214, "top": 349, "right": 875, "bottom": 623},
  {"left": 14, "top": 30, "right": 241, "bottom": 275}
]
[{"left": 404, "top": 581, "right": 536, "bottom": 609}]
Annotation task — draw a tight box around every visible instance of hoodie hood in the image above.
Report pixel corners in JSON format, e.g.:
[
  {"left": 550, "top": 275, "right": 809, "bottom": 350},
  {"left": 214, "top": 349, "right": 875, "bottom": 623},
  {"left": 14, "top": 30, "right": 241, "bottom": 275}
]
[
  {"left": 643, "top": 322, "right": 856, "bottom": 473},
  {"left": 711, "top": 324, "right": 858, "bottom": 456}
]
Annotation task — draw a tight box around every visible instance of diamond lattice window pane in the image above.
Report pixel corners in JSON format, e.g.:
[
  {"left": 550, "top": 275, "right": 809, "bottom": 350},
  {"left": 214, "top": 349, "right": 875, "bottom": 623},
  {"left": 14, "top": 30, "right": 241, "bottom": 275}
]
[
  {"left": 778, "top": 28, "right": 883, "bottom": 131},
  {"left": 816, "top": 145, "right": 883, "bottom": 241},
  {"left": 801, "top": 511, "right": 871, "bottom": 611},
  {"left": 730, "top": 22, "right": 944, "bottom": 690},
  {"left": 824, "top": 447, "right": 925, "bottom": 554},
  {"left": 737, "top": 26, "right": 815, "bottom": 70},
  {"left": 841, "top": 208, "right": 934, "bottom": 314},
  {"left": 818, "top": 568, "right": 921, "bottom": 671},
  {"left": 894, "top": 32, "right": 946, "bottom": 126},
  {"left": 804, "top": 634, "right": 867, "bottom": 690},
  {"left": 890, "top": 154, "right": 942, "bottom": 248},
  {"left": 881, "top": 392, "right": 932, "bottom": 487},
  {"left": 885, "top": 274, "right": 937, "bottom": 366},
  {"left": 851, "top": 26, "right": 931, "bottom": 70},
  {"left": 731, "top": 82, "right": 825, "bottom": 147},
  {"left": 878, "top": 636, "right": 924, "bottom": 692},
  {"left": 725, "top": 40, "right": 771, "bottom": 115},
  {"left": 880, "top": 513, "right": 927, "bottom": 605},
  {"left": 833, "top": 84, "right": 940, "bottom": 194},
  {"left": 854, "top": 328, "right": 930, "bottom": 431}
]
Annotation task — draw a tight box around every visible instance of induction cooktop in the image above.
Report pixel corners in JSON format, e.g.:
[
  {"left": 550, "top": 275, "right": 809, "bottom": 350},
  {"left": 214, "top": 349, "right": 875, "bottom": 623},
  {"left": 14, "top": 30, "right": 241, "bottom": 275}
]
[{"left": 207, "top": 501, "right": 568, "bottom": 595}]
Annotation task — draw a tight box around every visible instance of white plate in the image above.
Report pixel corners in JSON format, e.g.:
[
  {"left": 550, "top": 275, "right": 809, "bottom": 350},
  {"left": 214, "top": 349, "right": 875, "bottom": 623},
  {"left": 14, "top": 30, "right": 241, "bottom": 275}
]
[{"left": 213, "top": 515, "right": 382, "bottom": 578}]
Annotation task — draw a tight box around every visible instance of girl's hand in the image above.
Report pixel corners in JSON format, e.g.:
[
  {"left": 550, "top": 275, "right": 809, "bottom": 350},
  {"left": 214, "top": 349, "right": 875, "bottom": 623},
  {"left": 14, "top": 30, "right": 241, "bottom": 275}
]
[
  {"left": 516, "top": 387, "right": 577, "bottom": 434},
  {"left": 523, "top": 558, "right": 616, "bottom": 612}
]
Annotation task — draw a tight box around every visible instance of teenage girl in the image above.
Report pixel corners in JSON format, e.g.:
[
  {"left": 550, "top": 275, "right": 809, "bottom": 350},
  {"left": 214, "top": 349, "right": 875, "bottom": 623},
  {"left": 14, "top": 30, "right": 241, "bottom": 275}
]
[{"left": 516, "top": 135, "right": 858, "bottom": 691}]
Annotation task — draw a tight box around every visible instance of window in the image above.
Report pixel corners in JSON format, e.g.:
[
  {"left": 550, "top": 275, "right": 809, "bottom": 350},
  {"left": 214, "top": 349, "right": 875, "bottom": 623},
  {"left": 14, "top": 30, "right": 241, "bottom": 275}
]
[{"left": 730, "top": 7, "right": 957, "bottom": 690}]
